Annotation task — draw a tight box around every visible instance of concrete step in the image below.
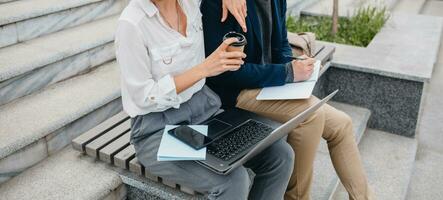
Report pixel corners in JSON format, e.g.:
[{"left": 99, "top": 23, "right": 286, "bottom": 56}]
[
  {"left": 330, "top": 129, "right": 417, "bottom": 200},
  {"left": 0, "top": 15, "right": 118, "bottom": 106},
  {"left": 406, "top": 148, "right": 443, "bottom": 200},
  {"left": 392, "top": 0, "right": 427, "bottom": 14},
  {"left": 421, "top": 0, "right": 443, "bottom": 17},
  {"left": 0, "top": 0, "right": 126, "bottom": 48},
  {"left": 0, "top": 146, "right": 125, "bottom": 200},
  {"left": 0, "top": 0, "right": 14, "bottom": 4},
  {"left": 301, "top": 0, "right": 398, "bottom": 17},
  {"left": 311, "top": 102, "right": 371, "bottom": 200},
  {"left": 286, "top": 0, "right": 322, "bottom": 16},
  {"left": 405, "top": 3, "right": 443, "bottom": 198},
  {"left": 0, "top": 61, "right": 121, "bottom": 184}
]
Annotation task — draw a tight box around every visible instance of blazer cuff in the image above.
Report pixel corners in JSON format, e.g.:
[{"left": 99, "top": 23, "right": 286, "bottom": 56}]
[{"left": 285, "top": 62, "right": 294, "bottom": 83}]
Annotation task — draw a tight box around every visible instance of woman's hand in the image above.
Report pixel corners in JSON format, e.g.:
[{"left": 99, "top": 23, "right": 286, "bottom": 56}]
[
  {"left": 174, "top": 38, "right": 245, "bottom": 93},
  {"left": 197, "top": 38, "right": 246, "bottom": 77},
  {"left": 222, "top": 0, "right": 247, "bottom": 32}
]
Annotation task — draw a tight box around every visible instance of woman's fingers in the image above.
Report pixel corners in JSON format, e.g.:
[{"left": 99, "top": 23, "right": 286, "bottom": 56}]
[
  {"left": 241, "top": 0, "right": 247, "bottom": 32},
  {"left": 232, "top": 12, "right": 247, "bottom": 32},
  {"left": 218, "top": 38, "right": 239, "bottom": 51},
  {"left": 221, "top": 4, "right": 228, "bottom": 22},
  {"left": 224, "top": 64, "right": 242, "bottom": 71},
  {"left": 237, "top": 8, "right": 244, "bottom": 23},
  {"left": 222, "top": 58, "right": 244, "bottom": 66},
  {"left": 243, "top": 1, "right": 247, "bottom": 17},
  {"left": 222, "top": 51, "right": 246, "bottom": 59},
  {"left": 221, "top": 0, "right": 247, "bottom": 32}
]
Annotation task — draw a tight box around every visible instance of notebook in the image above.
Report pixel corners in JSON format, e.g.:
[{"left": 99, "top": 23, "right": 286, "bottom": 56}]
[
  {"left": 256, "top": 60, "right": 321, "bottom": 100},
  {"left": 157, "top": 125, "right": 208, "bottom": 161}
]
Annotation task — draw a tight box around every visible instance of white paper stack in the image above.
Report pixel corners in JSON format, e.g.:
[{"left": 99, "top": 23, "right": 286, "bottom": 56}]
[
  {"left": 157, "top": 125, "right": 208, "bottom": 161},
  {"left": 257, "top": 60, "right": 321, "bottom": 100}
]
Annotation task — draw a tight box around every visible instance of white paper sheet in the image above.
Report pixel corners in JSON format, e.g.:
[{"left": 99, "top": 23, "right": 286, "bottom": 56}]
[
  {"left": 157, "top": 125, "right": 207, "bottom": 161},
  {"left": 256, "top": 60, "right": 321, "bottom": 100}
]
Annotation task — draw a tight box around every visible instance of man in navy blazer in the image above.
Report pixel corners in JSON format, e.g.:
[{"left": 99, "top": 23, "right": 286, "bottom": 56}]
[
  {"left": 202, "top": 0, "right": 301, "bottom": 108},
  {"left": 201, "top": 0, "right": 374, "bottom": 199}
]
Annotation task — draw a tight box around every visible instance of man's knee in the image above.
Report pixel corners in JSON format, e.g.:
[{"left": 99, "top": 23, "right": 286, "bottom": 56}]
[
  {"left": 298, "top": 105, "right": 326, "bottom": 127},
  {"left": 338, "top": 110, "right": 353, "bottom": 126},
  {"left": 324, "top": 106, "right": 355, "bottom": 141},
  {"left": 332, "top": 108, "right": 353, "bottom": 133}
]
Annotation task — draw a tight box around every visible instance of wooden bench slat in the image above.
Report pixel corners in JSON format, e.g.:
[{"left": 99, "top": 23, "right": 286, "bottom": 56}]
[
  {"left": 85, "top": 120, "right": 131, "bottom": 158},
  {"left": 72, "top": 111, "right": 129, "bottom": 152},
  {"left": 114, "top": 145, "right": 136, "bottom": 170},
  {"left": 98, "top": 132, "right": 131, "bottom": 164},
  {"left": 128, "top": 157, "right": 144, "bottom": 176}
]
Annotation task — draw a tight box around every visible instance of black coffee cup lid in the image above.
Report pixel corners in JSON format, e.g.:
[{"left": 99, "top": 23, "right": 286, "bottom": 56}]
[{"left": 223, "top": 32, "right": 247, "bottom": 47}]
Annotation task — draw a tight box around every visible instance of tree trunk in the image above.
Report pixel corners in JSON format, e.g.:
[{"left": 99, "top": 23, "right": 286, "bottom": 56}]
[{"left": 332, "top": 0, "right": 338, "bottom": 36}]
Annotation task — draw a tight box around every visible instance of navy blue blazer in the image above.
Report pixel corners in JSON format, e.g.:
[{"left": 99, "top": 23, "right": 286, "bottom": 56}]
[{"left": 201, "top": 0, "right": 293, "bottom": 108}]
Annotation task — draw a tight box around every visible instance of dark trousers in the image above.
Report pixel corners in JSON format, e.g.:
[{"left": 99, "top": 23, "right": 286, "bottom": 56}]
[{"left": 134, "top": 132, "right": 294, "bottom": 200}]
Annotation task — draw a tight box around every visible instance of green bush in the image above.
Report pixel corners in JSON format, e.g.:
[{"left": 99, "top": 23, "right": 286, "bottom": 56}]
[{"left": 286, "top": 7, "right": 389, "bottom": 47}]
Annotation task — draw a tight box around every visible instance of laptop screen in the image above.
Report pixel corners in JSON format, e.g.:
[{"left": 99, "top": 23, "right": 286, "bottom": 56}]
[{"left": 207, "top": 119, "right": 232, "bottom": 139}]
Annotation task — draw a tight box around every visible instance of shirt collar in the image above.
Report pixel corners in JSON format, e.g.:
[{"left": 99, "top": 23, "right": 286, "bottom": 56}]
[{"left": 137, "top": 0, "right": 158, "bottom": 17}]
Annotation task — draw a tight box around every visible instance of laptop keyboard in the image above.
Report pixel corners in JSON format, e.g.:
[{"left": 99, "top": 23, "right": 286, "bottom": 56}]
[{"left": 207, "top": 120, "right": 273, "bottom": 161}]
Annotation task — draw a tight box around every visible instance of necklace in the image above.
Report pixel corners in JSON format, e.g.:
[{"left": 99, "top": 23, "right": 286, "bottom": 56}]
[{"left": 156, "top": 0, "right": 181, "bottom": 33}]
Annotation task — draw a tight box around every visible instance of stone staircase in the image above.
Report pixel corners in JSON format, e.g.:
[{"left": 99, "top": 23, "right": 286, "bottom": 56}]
[
  {"left": 290, "top": 0, "right": 400, "bottom": 17},
  {"left": 0, "top": 0, "right": 428, "bottom": 200},
  {"left": 288, "top": 0, "right": 427, "bottom": 18},
  {"left": 331, "top": 129, "right": 417, "bottom": 200},
  {"left": 0, "top": 0, "right": 127, "bottom": 198},
  {"left": 308, "top": 105, "right": 418, "bottom": 200},
  {"left": 291, "top": 0, "right": 437, "bottom": 199},
  {"left": 308, "top": 0, "right": 398, "bottom": 17}
]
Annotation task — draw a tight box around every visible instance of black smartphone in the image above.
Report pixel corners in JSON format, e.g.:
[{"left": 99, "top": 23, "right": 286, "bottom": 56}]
[{"left": 168, "top": 125, "right": 213, "bottom": 150}]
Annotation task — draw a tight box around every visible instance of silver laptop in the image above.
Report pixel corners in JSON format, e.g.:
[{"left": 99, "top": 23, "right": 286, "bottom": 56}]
[{"left": 197, "top": 90, "right": 338, "bottom": 175}]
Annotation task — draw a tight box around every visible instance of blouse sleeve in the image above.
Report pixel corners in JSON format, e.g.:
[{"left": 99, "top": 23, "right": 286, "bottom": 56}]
[{"left": 115, "top": 20, "right": 182, "bottom": 112}]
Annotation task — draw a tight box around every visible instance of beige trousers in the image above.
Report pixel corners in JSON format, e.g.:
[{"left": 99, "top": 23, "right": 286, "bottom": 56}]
[{"left": 236, "top": 89, "right": 375, "bottom": 200}]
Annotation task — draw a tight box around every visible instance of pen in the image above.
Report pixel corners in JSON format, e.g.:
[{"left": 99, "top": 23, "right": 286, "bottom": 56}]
[{"left": 289, "top": 56, "right": 307, "bottom": 60}]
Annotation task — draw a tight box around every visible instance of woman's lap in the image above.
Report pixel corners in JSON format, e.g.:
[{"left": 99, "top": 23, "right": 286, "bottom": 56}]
[{"left": 134, "top": 132, "right": 251, "bottom": 199}]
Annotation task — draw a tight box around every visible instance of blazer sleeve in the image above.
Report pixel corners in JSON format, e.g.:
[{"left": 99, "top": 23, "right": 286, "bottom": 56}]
[{"left": 201, "top": 0, "right": 287, "bottom": 89}]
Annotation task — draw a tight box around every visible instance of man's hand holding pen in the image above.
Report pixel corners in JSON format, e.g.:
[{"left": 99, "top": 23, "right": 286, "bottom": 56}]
[{"left": 291, "top": 55, "right": 315, "bottom": 82}]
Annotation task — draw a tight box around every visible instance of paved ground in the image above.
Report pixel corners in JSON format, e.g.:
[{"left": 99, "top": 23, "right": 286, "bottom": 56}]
[{"left": 406, "top": 0, "right": 443, "bottom": 199}]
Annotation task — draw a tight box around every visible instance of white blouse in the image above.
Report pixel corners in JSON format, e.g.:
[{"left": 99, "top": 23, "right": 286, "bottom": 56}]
[{"left": 115, "top": 0, "right": 206, "bottom": 117}]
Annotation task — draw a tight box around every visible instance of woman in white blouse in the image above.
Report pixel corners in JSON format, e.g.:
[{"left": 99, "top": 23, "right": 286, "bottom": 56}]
[{"left": 115, "top": 0, "right": 294, "bottom": 199}]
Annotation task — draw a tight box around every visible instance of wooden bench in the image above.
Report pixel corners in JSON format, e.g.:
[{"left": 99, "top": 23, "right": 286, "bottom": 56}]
[
  {"left": 72, "top": 112, "right": 199, "bottom": 196},
  {"left": 72, "top": 43, "right": 335, "bottom": 198}
]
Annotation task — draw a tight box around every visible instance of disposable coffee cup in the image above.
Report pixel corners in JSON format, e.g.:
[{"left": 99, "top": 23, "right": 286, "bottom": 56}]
[{"left": 223, "top": 32, "right": 247, "bottom": 52}]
